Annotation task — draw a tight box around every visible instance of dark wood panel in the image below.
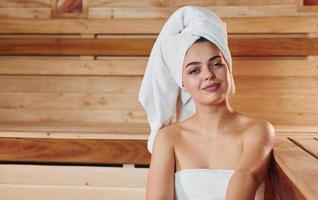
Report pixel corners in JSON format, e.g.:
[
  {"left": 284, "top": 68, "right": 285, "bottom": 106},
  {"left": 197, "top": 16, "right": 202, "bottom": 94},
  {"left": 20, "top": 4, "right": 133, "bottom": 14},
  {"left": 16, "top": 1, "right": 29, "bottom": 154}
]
[
  {"left": 0, "top": 137, "right": 150, "bottom": 165},
  {"left": 1, "top": 37, "right": 318, "bottom": 56}
]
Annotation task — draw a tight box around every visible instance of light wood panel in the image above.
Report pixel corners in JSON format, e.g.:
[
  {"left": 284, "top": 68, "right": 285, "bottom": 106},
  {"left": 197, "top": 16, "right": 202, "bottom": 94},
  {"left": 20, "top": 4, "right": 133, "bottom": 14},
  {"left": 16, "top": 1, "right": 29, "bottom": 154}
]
[
  {"left": 0, "top": 0, "right": 51, "bottom": 8},
  {"left": 0, "top": 165, "right": 148, "bottom": 187},
  {"left": 0, "top": 76, "right": 142, "bottom": 93},
  {"left": 1, "top": 17, "right": 318, "bottom": 34},
  {"left": 0, "top": 8, "right": 51, "bottom": 19},
  {"left": 0, "top": 92, "right": 143, "bottom": 110},
  {"left": 0, "top": 109, "right": 147, "bottom": 123},
  {"left": 0, "top": 185, "right": 145, "bottom": 200},
  {"left": 0, "top": 59, "right": 317, "bottom": 77}
]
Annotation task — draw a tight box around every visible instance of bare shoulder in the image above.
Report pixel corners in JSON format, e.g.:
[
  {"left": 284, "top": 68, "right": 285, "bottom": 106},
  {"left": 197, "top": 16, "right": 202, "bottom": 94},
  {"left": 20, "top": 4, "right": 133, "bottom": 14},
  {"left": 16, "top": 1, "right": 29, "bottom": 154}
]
[
  {"left": 154, "top": 123, "right": 180, "bottom": 147},
  {"left": 242, "top": 118, "right": 276, "bottom": 147}
]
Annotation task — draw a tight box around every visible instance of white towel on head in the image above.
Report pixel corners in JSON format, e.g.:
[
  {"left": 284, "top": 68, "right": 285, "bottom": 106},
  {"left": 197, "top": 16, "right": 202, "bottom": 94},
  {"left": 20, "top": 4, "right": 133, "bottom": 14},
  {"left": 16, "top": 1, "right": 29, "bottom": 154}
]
[{"left": 138, "top": 5, "right": 235, "bottom": 154}]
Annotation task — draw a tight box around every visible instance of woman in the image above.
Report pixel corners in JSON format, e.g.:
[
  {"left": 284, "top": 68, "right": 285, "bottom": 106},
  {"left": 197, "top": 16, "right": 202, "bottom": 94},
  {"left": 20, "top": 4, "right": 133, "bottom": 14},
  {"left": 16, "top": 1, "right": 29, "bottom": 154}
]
[{"left": 139, "top": 6, "right": 275, "bottom": 200}]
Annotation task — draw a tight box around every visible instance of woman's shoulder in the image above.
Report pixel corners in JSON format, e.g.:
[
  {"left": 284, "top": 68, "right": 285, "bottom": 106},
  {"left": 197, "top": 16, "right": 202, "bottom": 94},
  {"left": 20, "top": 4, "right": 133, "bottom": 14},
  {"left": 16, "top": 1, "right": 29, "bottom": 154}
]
[{"left": 236, "top": 113, "right": 276, "bottom": 146}]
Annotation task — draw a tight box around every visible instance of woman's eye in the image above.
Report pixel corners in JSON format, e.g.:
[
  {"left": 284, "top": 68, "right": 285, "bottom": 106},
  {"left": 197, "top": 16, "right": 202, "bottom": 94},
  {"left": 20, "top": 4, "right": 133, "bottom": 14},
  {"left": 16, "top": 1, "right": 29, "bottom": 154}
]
[
  {"left": 211, "top": 63, "right": 224, "bottom": 68},
  {"left": 189, "top": 68, "right": 200, "bottom": 74}
]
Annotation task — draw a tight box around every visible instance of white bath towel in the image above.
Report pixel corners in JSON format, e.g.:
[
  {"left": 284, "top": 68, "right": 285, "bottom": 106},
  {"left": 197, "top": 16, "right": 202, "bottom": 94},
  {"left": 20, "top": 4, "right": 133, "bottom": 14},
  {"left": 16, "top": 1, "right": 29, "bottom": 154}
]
[{"left": 138, "top": 5, "right": 235, "bottom": 153}]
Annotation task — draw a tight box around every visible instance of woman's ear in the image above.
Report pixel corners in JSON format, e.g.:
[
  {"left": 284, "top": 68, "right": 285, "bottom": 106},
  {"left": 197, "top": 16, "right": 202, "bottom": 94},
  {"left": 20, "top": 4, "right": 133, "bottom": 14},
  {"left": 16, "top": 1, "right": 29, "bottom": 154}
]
[{"left": 182, "top": 82, "right": 188, "bottom": 92}]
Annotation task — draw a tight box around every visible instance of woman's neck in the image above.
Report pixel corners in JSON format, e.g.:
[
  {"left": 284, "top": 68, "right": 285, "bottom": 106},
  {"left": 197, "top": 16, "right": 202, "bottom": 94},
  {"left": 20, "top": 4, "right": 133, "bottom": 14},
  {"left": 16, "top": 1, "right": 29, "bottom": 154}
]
[{"left": 191, "top": 98, "right": 236, "bottom": 138}]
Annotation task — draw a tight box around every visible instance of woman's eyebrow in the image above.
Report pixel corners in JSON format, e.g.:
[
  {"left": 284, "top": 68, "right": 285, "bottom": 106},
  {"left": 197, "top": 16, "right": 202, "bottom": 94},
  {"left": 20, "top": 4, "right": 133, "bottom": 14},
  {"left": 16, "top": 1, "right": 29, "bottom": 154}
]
[{"left": 185, "top": 55, "right": 222, "bottom": 69}]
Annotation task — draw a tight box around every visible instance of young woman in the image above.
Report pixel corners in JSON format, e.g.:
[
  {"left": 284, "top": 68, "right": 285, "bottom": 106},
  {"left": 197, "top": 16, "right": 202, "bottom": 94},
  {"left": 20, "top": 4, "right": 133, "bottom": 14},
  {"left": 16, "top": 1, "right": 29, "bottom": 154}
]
[{"left": 139, "top": 6, "right": 275, "bottom": 200}]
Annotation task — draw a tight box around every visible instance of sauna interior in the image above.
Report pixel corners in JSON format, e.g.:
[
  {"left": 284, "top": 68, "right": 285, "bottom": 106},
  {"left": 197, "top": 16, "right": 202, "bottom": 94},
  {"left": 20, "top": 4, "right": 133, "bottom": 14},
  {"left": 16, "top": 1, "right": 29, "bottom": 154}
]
[{"left": 0, "top": 0, "right": 317, "bottom": 199}]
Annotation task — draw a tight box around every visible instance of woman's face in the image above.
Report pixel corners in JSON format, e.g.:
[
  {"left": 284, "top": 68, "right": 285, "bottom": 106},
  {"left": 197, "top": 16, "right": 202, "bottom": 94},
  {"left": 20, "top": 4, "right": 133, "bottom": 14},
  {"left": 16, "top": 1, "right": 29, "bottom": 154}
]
[{"left": 182, "top": 41, "right": 231, "bottom": 105}]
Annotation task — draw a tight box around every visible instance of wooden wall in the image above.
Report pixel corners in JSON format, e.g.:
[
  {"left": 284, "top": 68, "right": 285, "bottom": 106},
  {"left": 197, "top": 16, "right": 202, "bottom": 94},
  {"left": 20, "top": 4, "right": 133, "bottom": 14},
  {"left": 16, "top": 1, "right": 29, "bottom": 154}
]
[{"left": 0, "top": 0, "right": 317, "bottom": 199}]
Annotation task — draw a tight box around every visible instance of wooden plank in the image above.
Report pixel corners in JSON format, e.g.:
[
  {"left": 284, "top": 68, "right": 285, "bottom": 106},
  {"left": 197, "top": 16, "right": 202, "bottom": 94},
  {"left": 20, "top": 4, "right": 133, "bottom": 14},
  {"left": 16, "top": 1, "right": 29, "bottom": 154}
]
[
  {"left": 289, "top": 137, "right": 318, "bottom": 159},
  {"left": 167, "top": 0, "right": 295, "bottom": 7},
  {"left": 89, "top": 5, "right": 318, "bottom": 19},
  {"left": 0, "top": 38, "right": 153, "bottom": 56},
  {"left": 0, "top": 109, "right": 147, "bottom": 123},
  {"left": 1, "top": 37, "right": 318, "bottom": 56},
  {"left": 0, "top": 92, "right": 316, "bottom": 114},
  {"left": 0, "top": 108, "right": 317, "bottom": 126},
  {"left": 0, "top": 92, "right": 143, "bottom": 111},
  {"left": 1, "top": 17, "right": 318, "bottom": 34},
  {"left": 0, "top": 76, "right": 316, "bottom": 95},
  {"left": 231, "top": 95, "right": 318, "bottom": 113},
  {"left": 272, "top": 137, "right": 318, "bottom": 199},
  {"left": 275, "top": 125, "right": 318, "bottom": 133},
  {"left": 0, "top": 137, "right": 150, "bottom": 165},
  {"left": 0, "top": 0, "right": 51, "bottom": 8},
  {"left": 89, "top": 0, "right": 294, "bottom": 7},
  {"left": 0, "top": 59, "right": 317, "bottom": 77},
  {"left": 0, "top": 184, "right": 145, "bottom": 200},
  {"left": 88, "top": 0, "right": 165, "bottom": 7},
  {"left": 241, "top": 112, "right": 318, "bottom": 126},
  {"left": 0, "top": 59, "right": 147, "bottom": 76},
  {"left": 0, "top": 76, "right": 142, "bottom": 93},
  {"left": 0, "top": 164, "right": 148, "bottom": 187},
  {"left": 0, "top": 121, "right": 149, "bottom": 135},
  {"left": 0, "top": 123, "right": 315, "bottom": 140},
  {"left": 235, "top": 77, "right": 318, "bottom": 96},
  {"left": 0, "top": 8, "right": 51, "bottom": 19}
]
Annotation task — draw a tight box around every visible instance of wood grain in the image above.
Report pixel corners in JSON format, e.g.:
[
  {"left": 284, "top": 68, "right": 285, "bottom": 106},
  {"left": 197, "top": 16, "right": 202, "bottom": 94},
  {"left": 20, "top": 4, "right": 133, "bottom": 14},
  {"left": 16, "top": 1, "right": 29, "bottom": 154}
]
[
  {"left": 272, "top": 137, "right": 318, "bottom": 199},
  {"left": 0, "top": 137, "right": 150, "bottom": 165},
  {"left": 1, "top": 37, "right": 318, "bottom": 56},
  {"left": 1, "top": 16, "right": 318, "bottom": 34}
]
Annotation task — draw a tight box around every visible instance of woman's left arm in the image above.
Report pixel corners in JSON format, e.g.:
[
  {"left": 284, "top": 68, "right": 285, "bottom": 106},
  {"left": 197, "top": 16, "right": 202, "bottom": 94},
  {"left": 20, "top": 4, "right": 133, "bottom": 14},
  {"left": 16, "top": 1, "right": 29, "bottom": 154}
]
[{"left": 225, "top": 120, "right": 275, "bottom": 200}]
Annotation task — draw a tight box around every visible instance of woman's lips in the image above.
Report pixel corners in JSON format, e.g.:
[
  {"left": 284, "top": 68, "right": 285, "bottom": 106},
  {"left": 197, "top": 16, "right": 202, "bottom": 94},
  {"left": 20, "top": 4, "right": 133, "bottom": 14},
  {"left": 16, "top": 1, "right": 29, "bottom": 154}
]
[{"left": 202, "top": 83, "right": 221, "bottom": 92}]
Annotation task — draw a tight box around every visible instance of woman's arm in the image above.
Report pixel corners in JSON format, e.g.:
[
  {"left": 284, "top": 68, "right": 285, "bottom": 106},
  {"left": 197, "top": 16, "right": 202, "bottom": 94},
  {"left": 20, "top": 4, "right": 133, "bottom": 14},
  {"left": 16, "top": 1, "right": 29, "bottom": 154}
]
[
  {"left": 146, "top": 127, "right": 176, "bottom": 200},
  {"left": 225, "top": 120, "right": 275, "bottom": 200}
]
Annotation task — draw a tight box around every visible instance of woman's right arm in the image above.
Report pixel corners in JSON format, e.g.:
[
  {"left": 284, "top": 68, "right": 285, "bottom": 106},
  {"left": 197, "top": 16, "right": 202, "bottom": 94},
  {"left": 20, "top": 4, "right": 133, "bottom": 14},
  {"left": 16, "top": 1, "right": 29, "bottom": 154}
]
[{"left": 146, "top": 127, "right": 176, "bottom": 200}]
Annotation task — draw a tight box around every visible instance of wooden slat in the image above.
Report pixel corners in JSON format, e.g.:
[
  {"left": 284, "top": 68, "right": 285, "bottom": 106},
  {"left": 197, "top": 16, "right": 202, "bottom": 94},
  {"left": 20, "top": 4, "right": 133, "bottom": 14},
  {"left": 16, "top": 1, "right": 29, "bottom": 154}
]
[
  {"left": 0, "top": 76, "right": 316, "bottom": 95},
  {"left": 0, "top": 185, "right": 145, "bottom": 200},
  {"left": 272, "top": 137, "right": 318, "bottom": 199},
  {"left": 0, "top": 165, "right": 148, "bottom": 187},
  {"left": 0, "top": 121, "right": 149, "bottom": 135},
  {"left": 0, "top": 59, "right": 317, "bottom": 77},
  {"left": 88, "top": 0, "right": 294, "bottom": 7},
  {"left": 0, "top": 59, "right": 147, "bottom": 76},
  {"left": 89, "top": 5, "right": 318, "bottom": 19},
  {"left": 231, "top": 95, "right": 318, "bottom": 113},
  {"left": 1, "top": 17, "right": 318, "bottom": 34},
  {"left": 0, "top": 109, "right": 147, "bottom": 123},
  {"left": 0, "top": 123, "right": 316, "bottom": 140},
  {"left": 1, "top": 37, "right": 318, "bottom": 56},
  {"left": 0, "top": 76, "right": 142, "bottom": 93},
  {"left": 289, "top": 137, "right": 318, "bottom": 159},
  {"left": 0, "top": 137, "right": 150, "bottom": 165},
  {"left": 235, "top": 77, "right": 318, "bottom": 96},
  {"left": 0, "top": 92, "right": 143, "bottom": 111},
  {"left": 0, "top": 92, "right": 316, "bottom": 114},
  {"left": 166, "top": 0, "right": 295, "bottom": 7},
  {"left": 0, "top": 0, "right": 51, "bottom": 8},
  {"left": 242, "top": 112, "right": 318, "bottom": 126},
  {"left": 275, "top": 125, "right": 318, "bottom": 133},
  {"left": 0, "top": 8, "right": 51, "bottom": 19}
]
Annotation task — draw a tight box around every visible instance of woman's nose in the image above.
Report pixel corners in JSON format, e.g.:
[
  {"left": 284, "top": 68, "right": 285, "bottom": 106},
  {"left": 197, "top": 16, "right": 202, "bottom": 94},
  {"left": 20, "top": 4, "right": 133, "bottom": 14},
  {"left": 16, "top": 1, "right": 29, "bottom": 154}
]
[{"left": 203, "top": 66, "right": 215, "bottom": 81}]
